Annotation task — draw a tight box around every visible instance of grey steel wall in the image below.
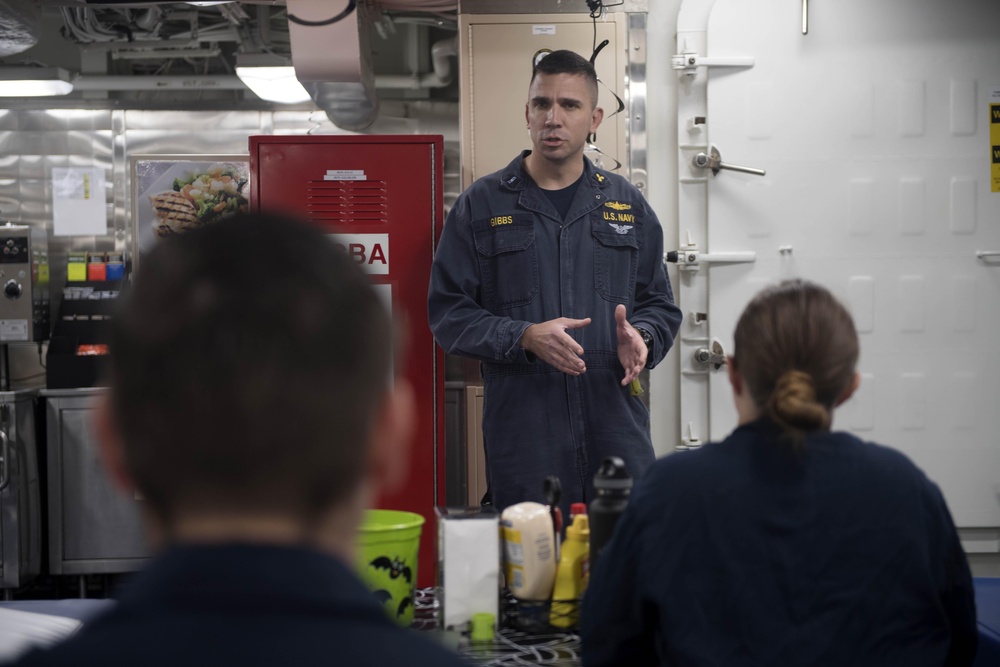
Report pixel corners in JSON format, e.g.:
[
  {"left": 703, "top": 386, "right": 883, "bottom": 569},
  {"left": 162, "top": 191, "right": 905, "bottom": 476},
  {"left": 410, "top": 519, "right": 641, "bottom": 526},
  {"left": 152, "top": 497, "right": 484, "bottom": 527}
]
[{"left": 0, "top": 105, "right": 461, "bottom": 388}]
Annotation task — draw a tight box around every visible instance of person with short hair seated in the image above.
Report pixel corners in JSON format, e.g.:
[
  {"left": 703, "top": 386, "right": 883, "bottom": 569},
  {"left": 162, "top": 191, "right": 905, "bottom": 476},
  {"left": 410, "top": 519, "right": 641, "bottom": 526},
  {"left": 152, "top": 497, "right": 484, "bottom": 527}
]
[
  {"left": 9, "top": 212, "right": 471, "bottom": 667},
  {"left": 581, "top": 279, "right": 977, "bottom": 667}
]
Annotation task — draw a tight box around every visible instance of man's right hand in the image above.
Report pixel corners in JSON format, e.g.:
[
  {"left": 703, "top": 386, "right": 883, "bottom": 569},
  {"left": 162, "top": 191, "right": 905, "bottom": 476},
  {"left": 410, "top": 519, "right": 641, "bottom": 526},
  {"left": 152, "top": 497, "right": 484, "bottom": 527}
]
[{"left": 520, "top": 317, "right": 592, "bottom": 375}]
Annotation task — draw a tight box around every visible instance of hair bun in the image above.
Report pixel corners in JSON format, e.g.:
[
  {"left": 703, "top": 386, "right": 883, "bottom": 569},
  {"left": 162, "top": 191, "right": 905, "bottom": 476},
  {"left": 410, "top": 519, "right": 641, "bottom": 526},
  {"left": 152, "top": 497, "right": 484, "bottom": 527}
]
[{"left": 768, "top": 370, "right": 831, "bottom": 433}]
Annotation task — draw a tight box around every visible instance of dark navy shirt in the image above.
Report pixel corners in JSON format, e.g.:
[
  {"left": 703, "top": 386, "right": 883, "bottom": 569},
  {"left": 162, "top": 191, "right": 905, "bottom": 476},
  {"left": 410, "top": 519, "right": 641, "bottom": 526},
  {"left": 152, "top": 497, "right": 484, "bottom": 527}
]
[
  {"left": 540, "top": 173, "right": 584, "bottom": 221},
  {"left": 10, "top": 543, "right": 471, "bottom": 667},
  {"left": 580, "top": 419, "right": 978, "bottom": 667}
]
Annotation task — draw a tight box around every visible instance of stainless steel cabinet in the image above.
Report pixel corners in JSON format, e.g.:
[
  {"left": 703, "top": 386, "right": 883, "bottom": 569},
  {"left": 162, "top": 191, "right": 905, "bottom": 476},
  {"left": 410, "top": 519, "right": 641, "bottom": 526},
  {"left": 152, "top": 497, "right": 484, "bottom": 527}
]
[
  {"left": 0, "top": 390, "right": 42, "bottom": 589},
  {"left": 44, "top": 388, "right": 148, "bottom": 575}
]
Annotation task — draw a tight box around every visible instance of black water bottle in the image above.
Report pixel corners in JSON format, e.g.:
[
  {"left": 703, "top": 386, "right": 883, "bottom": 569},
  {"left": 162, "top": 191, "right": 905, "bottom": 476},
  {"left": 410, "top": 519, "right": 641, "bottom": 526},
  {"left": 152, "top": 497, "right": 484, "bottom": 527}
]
[{"left": 588, "top": 456, "right": 633, "bottom": 577}]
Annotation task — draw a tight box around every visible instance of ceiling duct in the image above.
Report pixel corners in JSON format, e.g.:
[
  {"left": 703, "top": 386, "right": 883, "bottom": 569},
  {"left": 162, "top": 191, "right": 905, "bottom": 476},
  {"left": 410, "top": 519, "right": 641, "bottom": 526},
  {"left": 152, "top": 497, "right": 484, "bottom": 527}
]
[
  {"left": 0, "top": 1, "right": 41, "bottom": 58},
  {"left": 287, "top": 0, "right": 378, "bottom": 132}
]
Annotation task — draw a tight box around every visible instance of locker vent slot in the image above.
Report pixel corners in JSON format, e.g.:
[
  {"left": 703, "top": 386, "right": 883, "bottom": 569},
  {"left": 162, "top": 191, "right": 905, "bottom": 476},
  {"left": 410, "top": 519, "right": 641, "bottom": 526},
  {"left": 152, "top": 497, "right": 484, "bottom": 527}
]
[{"left": 305, "top": 180, "right": 387, "bottom": 225}]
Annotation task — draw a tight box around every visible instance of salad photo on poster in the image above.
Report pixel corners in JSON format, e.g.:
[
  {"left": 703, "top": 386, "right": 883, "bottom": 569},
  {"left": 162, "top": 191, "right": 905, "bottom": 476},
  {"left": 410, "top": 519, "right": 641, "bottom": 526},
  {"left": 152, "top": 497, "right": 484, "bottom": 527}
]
[{"left": 130, "top": 155, "right": 250, "bottom": 265}]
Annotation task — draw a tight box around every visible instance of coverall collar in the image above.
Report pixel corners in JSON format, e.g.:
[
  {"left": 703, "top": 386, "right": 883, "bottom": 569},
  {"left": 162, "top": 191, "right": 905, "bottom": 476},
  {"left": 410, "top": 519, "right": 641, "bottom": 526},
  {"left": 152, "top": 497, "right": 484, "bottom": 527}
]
[{"left": 499, "top": 150, "right": 612, "bottom": 225}]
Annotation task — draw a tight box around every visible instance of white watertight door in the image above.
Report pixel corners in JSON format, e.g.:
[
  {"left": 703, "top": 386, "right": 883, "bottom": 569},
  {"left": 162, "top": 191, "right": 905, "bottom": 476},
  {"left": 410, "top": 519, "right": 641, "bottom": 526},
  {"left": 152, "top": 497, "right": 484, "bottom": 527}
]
[{"left": 677, "top": 0, "right": 1000, "bottom": 537}]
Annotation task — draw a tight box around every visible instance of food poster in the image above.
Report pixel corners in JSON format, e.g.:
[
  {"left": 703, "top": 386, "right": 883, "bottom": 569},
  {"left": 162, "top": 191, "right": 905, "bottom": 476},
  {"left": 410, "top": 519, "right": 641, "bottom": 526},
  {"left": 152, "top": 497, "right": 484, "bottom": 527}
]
[{"left": 130, "top": 156, "right": 250, "bottom": 265}]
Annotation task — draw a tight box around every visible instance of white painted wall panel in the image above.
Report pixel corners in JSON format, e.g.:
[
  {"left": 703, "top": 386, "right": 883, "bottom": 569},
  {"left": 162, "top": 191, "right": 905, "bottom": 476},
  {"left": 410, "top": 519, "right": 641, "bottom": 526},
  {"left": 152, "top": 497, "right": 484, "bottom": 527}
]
[{"left": 692, "top": 0, "right": 1000, "bottom": 529}]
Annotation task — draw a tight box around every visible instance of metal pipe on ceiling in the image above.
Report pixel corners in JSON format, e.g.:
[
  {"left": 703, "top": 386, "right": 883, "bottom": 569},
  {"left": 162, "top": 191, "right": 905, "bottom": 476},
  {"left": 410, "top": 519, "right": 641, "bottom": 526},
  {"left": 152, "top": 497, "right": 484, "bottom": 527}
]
[
  {"left": 72, "top": 75, "right": 245, "bottom": 90},
  {"left": 375, "top": 34, "right": 456, "bottom": 89}
]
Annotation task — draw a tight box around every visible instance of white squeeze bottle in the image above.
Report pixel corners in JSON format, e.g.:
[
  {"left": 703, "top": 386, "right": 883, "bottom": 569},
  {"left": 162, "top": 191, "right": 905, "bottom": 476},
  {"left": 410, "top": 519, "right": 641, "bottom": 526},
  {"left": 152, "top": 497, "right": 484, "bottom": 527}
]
[{"left": 500, "top": 502, "right": 557, "bottom": 601}]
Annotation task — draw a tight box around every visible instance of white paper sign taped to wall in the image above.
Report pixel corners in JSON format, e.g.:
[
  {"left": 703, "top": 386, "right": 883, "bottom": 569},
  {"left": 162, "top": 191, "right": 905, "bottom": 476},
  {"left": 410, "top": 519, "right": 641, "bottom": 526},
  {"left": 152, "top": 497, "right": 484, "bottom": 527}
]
[{"left": 51, "top": 167, "right": 107, "bottom": 236}]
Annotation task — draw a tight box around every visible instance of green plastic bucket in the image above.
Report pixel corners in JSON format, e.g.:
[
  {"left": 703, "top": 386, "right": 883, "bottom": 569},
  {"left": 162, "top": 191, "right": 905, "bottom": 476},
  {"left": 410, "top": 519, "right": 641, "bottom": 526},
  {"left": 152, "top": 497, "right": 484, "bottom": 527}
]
[{"left": 356, "top": 509, "right": 425, "bottom": 626}]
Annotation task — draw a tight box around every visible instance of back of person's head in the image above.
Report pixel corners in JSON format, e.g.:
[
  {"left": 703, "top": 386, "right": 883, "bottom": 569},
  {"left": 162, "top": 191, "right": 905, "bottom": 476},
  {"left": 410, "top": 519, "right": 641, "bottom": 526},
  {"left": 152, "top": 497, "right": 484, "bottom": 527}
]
[
  {"left": 732, "top": 279, "right": 859, "bottom": 438},
  {"left": 531, "top": 49, "right": 599, "bottom": 106},
  {"left": 108, "top": 211, "right": 392, "bottom": 529}
]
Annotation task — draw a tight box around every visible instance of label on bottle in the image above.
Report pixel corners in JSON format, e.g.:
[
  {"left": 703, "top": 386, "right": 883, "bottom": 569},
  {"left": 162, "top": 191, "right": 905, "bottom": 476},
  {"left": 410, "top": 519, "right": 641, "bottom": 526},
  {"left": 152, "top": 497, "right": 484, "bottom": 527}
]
[
  {"left": 502, "top": 526, "right": 525, "bottom": 564},
  {"left": 507, "top": 565, "right": 524, "bottom": 591},
  {"left": 534, "top": 533, "right": 552, "bottom": 562}
]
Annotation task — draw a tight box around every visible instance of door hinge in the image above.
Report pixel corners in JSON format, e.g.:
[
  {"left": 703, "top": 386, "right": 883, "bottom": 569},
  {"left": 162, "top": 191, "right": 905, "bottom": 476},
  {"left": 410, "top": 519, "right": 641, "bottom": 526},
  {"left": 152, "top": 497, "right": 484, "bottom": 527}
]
[{"left": 677, "top": 421, "right": 704, "bottom": 451}]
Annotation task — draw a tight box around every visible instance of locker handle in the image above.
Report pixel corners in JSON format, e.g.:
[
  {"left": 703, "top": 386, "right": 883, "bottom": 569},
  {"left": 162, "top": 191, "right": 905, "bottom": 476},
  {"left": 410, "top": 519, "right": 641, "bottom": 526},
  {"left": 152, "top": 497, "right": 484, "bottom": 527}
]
[
  {"left": 976, "top": 251, "right": 1000, "bottom": 259},
  {"left": 693, "top": 146, "right": 766, "bottom": 177},
  {"left": 0, "top": 430, "right": 8, "bottom": 492}
]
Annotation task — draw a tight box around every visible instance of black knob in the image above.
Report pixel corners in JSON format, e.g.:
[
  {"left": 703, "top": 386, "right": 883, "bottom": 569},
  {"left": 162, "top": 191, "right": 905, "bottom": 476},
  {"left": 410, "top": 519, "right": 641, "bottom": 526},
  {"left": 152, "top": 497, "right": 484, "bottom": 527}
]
[{"left": 4, "top": 280, "right": 21, "bottom": 299}]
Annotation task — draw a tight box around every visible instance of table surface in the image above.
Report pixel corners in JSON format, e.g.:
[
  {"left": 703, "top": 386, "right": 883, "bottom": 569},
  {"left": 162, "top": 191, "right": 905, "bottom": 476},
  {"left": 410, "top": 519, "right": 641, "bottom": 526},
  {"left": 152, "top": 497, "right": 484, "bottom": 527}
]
[
  {"left": 424, "top": 578, "right": 1000, "bottom": 667},
  {"left": 2, "top": 578, "right": 995, "bottom": 667}
]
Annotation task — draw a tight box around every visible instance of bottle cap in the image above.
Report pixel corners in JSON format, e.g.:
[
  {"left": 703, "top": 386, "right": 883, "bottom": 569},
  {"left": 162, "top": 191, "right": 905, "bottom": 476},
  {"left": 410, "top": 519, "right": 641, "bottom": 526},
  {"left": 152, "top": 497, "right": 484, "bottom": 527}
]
[
  {"left": 470, "top": 612, "right": 495, "bottom": 642},
  {"left": 570, "top": 502, "right": 587, "bottom": 517},
  {"left": 593, "top": 456, "right": 633, "bottom": 494}
]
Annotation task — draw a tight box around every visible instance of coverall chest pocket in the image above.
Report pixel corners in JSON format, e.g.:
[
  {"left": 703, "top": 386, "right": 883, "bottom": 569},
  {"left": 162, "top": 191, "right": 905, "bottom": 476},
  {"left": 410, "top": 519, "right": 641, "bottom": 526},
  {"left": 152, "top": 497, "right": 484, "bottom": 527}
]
[
  {"left": 592, "top": 224, "right": 640, "bottom": 304},
  {"left": 473, "top": 217, "right": 538, "bottom": 310}
]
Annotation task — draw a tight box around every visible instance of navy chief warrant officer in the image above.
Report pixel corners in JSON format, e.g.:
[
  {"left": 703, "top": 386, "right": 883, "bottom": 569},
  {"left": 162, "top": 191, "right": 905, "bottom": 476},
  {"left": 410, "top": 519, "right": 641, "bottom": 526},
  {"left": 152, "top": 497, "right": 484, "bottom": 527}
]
[{"left": 428, "top": 49, "right": 683, "bottom": 519}]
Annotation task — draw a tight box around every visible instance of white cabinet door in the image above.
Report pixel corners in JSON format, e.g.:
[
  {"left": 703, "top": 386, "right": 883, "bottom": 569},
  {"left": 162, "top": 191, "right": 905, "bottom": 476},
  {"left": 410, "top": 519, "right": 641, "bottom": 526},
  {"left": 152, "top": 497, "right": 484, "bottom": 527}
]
[{"left": 683, "top": 0, "right": 1000, "bottom": 530}]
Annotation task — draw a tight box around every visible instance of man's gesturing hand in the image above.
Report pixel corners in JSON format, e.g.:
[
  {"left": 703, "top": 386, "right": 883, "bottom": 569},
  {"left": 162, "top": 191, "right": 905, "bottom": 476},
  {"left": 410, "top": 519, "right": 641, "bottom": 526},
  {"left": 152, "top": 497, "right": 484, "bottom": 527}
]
[
  {"left": 616, "top": 304, "right": 647, "bottom": 386},
  {"left": 521, "top": 317, "right": 592, "bottom": 375}
]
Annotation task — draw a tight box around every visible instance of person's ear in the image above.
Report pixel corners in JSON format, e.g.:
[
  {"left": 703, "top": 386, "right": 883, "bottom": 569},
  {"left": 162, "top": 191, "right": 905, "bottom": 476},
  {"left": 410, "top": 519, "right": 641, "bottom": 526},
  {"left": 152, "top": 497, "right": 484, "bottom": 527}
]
[
  {"left": 368, "top": 379, "right": 416, "bottom": 496},
  {"left": 93, "top": 393, "right": 136, "bottom": 494},
  {"left": 590, "top": 105, "right": 604, "bottom": 133},
  {"left": 525, "top": 103, "right": 530, "bottom": 128},
  {"left": 726, "top": 356, "right": 743, "bottom": 395},
  {"left": 834, "top": 371, "right": 862, "bottom": 407}
]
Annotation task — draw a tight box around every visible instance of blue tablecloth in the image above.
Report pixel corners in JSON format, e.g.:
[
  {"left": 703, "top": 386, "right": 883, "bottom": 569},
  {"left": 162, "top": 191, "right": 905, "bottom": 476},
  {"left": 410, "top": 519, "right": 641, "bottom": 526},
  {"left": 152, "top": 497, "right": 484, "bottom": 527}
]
[{"left": 975, "top": 577, "right": 1000, "bottom": 667}]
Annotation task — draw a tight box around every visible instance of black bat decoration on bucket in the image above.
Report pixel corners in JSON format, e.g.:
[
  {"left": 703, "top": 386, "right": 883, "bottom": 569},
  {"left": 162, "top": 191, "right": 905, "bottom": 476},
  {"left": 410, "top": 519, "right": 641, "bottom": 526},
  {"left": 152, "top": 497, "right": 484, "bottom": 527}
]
[{"left": 370, "top": 556, "right": 413, "bottom": 584}]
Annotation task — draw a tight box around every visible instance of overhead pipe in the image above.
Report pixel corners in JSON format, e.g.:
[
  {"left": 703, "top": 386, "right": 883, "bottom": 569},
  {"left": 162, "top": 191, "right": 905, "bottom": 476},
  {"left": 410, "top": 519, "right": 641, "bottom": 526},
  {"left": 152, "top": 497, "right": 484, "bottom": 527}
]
[
  {"left": 287, "top": 0, "right": 379, "bottom": 131},
  {"left": 375, "top": 35, "right": 457, "bottom": 89},
  {"left": 72, "top": 75, "right": 246, "bottom": 91},
  {"left": 0, "top": 0, "right": 41, "bottom": 57}
]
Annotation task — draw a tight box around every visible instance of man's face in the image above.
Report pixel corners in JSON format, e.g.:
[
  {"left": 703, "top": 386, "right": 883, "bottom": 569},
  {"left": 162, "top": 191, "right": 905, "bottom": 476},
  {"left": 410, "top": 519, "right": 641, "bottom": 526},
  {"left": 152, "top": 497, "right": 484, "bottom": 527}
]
[{"left": 525, "top": 72, "right": 604, "bottom": 166}]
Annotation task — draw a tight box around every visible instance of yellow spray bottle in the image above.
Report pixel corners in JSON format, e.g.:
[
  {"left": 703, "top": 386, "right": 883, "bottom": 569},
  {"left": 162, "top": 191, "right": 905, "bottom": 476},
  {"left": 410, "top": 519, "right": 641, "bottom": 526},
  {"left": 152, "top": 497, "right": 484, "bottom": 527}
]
[{"left": 549, "top": 512, "right": 589, "bottom": 629}]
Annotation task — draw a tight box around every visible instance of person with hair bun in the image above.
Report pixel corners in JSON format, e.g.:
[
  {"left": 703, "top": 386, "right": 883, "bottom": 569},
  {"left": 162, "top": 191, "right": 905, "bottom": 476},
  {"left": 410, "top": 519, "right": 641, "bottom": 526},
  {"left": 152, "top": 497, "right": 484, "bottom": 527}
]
[{"left": 581, "top": 279, "right": 977, "bottom": 666}]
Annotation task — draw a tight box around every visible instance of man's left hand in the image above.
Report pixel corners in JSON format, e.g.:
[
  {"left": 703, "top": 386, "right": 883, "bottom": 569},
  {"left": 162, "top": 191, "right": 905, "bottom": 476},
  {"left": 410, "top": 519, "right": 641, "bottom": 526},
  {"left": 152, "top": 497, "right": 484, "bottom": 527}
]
[{"left": 615, "top": 304, "right": 647, "bottom": 387}]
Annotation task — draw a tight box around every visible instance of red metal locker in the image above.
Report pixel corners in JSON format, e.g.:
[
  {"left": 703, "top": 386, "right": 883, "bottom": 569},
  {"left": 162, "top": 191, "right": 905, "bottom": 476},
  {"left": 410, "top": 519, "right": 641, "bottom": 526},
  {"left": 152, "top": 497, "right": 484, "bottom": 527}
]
[{"left": 249, "top": 135, "right": 445, "bottom": 588}]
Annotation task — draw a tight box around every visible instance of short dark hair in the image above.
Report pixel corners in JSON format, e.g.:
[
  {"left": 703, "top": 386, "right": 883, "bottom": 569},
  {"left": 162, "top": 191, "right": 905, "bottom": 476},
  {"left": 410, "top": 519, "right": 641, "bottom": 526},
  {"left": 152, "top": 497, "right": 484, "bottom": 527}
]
[
  {"left": 109, "top": 212, "right": 391, "bottom": 526},
  {"left": 531, "top": 49, "right": 599, "bottom": 107},
  {"left": 733, "top": 280, "right": 859, "bottom": 439}
]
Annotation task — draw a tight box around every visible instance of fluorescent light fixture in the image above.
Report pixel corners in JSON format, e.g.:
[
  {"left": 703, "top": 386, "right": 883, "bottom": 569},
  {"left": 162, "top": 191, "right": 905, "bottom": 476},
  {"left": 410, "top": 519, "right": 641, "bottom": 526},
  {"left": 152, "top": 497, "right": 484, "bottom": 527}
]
[
  {"left": 0, "top": 67, "right": 74, "bottom": 97},
  {"left": 236, "top": 54, "right": 311, "bottom": 104}
]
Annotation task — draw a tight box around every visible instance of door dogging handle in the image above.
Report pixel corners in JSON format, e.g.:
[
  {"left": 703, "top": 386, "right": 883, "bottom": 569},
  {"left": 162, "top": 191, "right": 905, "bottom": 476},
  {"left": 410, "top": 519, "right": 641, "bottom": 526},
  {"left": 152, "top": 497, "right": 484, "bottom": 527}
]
[
  {"left": 693, "top": 338, "right": 727, "bottom": 371},
  {"left": 693, "top": 145, "right": 766, "bottom": 177}
]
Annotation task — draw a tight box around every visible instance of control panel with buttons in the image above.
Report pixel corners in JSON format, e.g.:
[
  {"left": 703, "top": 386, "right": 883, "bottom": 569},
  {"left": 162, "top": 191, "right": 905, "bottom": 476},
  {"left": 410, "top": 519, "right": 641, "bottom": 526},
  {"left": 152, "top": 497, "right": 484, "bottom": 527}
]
[
  {"left": 0, "top": 226, "right": 49, "bottom": 342},
  {"left": 0, "top": 236, "right": 28, "bottom": 263}
]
